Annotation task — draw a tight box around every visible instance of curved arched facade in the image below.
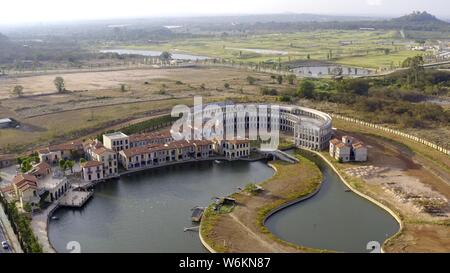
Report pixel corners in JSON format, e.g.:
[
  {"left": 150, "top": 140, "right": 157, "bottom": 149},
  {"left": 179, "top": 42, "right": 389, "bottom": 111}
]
[{"left": 191, "top": 103, "right": 333, "bottom": 151}]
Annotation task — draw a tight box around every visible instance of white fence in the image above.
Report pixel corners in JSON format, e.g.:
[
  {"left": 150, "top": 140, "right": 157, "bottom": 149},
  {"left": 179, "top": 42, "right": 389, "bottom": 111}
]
[{"left": 331, "top": 114, "right": 450, "bottom": 156}]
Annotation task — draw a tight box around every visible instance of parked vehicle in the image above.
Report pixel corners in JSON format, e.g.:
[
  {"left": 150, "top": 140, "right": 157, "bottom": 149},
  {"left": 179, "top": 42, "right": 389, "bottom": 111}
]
[{"left": 1, "top": 241, "right": 8, "bottom": 249}]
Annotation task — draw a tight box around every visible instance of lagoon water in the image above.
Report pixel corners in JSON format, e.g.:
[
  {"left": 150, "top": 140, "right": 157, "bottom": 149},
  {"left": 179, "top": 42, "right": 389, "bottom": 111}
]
[
  {"left": 265, "top": 150, "right": 400, "bottom": 253},
  {"left": 49, "top": 151, "right": 399, "bottom": 253},
  {"left": 48, "top": 160, "right": 273, "bottom": 253}
]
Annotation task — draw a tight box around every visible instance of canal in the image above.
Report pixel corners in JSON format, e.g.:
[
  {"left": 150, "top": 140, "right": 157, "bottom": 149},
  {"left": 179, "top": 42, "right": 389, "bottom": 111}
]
[
  {"left": 48, "top": 160, "right": 274, "bottom": 253},
  {"left": 265, "top": 150, "right": 400, "bottom": 252},
  {"left": 49, "top": 150, "right": 399, "bottom": 253}
]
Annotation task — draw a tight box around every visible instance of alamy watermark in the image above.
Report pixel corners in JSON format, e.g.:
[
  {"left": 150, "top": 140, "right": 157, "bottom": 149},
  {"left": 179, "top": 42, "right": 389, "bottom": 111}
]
[{"left": 170, "top": 96, "right": 280, "bottom": 150}]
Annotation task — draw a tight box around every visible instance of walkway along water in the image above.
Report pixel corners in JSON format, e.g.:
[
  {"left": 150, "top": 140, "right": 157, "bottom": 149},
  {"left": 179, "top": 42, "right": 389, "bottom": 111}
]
[
  {"left": 199, "top": 149, "right": 401, "bottom": 253},
  {"left": 263, "top": 149, "right": 401, "bottom": 253},
  {"left": 47, "top": 159, "right": 274, "bottom": 252}
]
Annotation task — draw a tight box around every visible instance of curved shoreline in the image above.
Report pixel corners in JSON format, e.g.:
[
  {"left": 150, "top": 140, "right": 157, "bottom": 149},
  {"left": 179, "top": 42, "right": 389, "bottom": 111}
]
[
  {"left": 199, "top": 149, "right": 403, "bottom": 253},
  {"left": 261, "top": 163, "right": 322, "bottom": 226},
  {"left": 45, "top": 156, "right": 269, "bottom": 253},
  {"left": 199, "top": 154, "right": 324, "bottom": 253},
  {"left": 309, "top": 151, "right": 403, "bottom": 253}
]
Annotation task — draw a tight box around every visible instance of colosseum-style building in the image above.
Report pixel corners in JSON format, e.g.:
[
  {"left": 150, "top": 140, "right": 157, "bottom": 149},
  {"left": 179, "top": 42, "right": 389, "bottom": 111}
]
[{"left": 187, "top": 103, "right": 332, "bottom": 151}]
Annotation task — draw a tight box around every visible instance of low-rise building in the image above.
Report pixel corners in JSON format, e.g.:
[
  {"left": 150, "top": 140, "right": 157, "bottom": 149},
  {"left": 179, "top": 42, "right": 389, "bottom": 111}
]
[
  {"left": 35, "top": 170, "right": 70, "bottom": 202},
  {"left": 103, "top": 132, "right": 129, "bottom": 152},
  {"left": 38, "top": 140, "right": 83, "bottom": 164},
  {"left": 84, "top": 140, "right": 119, "bottom": 178},
  {"left": 119, "top": 140, "right": 214, "bottom": 171},
  {"left": 329, "top": 136, "right": 367, "bottom": 162},
  {"left": 81, "top": 161, "right": 104, "bottom": 182},
  {"left": 216, "top": 139, "right": 251, "bottom": 160},
  {"left": 0, "top": 154, "right": 16, "bottom": 168},
  {"left": 11, "top": 174, "right": 39, "bottom": 208},
  {"left": 191, "top": 140, "right": 214, "bottom": 159},
  {"left": 29, "top": 162, "right": 51, "bottom": 179},
  {"left": 352, "top": 142, "right": 368, "bottom": 162}
]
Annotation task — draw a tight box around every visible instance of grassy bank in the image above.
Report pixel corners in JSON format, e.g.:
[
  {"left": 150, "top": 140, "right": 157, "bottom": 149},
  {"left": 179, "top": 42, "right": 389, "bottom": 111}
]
[{"left": 200, "top": 153, "right": 324, "bottom": 253}]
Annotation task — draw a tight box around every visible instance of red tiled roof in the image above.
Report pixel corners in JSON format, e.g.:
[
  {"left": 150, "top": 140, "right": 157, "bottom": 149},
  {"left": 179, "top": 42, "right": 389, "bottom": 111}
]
[
  {"left": 12, "top": 174, "right": 38, "bottom": 190},
  {"left": 0, "top": 185, "right": 14, "bottom": 194},
  {"left": 330, "top": 138, "right": 341, "bottom": 145},
  {"left": 30, "top": 162, "right": 51, "bottom": 176},
  {"left": 92, "top": 146, "right": 114, "bottom": 156},
  {"left": 81, "top": 160, "right": 103, "bottom": 168}
]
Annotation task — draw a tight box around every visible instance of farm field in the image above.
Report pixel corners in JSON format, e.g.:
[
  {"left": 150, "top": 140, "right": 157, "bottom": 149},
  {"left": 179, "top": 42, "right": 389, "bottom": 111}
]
[
  {"left": 0, "top": 66, "right": 293, "bottom": 153},
  {"left": 117, "top": 30, "right": 422, "bottom": 69}
]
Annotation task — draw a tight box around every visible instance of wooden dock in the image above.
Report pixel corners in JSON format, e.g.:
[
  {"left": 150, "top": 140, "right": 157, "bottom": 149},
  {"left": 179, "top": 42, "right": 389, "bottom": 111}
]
[{"left": 59, "top": 190, "right": 93, "bottom": 208}]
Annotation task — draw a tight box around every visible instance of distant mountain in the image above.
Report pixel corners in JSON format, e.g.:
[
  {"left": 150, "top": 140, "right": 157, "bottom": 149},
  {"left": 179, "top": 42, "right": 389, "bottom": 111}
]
[
  {"left": 392, "top": 11, "right": 444, "bottom": 23},
  {"left": 389, "top": 11, "right": 450, "bottom": 30}
]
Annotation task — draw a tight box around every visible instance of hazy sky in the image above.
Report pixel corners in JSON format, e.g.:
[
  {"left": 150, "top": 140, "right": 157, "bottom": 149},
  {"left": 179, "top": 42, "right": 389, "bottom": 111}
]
[{"left": 1, "top": 0, "right": 449, "bottom": 25}]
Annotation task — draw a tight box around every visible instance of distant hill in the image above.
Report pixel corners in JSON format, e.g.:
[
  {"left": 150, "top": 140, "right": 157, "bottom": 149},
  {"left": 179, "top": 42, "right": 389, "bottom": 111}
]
[
  {"left": 393, "top": 11, "right": 443, "bottom": 23},
  {"left": 389, "top": 11, "right": 450, "bottom": 30}
]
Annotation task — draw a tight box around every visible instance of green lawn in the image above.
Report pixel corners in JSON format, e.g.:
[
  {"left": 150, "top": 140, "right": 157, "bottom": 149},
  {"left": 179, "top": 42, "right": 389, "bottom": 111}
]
[{"left": 117, "top": 29, "right": 425, "bottom": 69}]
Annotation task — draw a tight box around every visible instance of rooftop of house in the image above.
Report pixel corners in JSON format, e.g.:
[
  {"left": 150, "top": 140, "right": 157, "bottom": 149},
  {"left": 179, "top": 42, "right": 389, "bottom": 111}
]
[
  {"left": 335, "top": 142, "right": 350, "bottom": 149},
  {"left": 29, "top": 162, "right": 51, "bottom": 177},
  {"left": 352, "top": 142, "right": 366, "bottom": 149},
  {"left": 0, "top": 185, "right": 14, "bottom": 194},
  {"left": 103, "top": 132, "right": 128, "bottom": 140},
  {"left": 0, "top": 154, "right": 16, "bottom": 161},
  {"left": 330, "top": 138, "right": 341, "bottom": 145},
  {"left": 331, "top": 135, "right": 365, "bottom": 149},
  {"left": 92, "top": 146, "right": 115, "bottom": 156},
  {"left": 81, "top": 160, "right": 103, "bottom": 168},
  {"left": 129, "top": 131, "right": 173, "bottom": 142},
  {"left": 226, "top": 139, "right": 250, "bottom": 145},
  {"left": 41, "top": 140, "right": 83, "bottom": 153},
  {"left": 12, "top": 174, "right": 38, "bottom": 191},
  {"left": 37, "top": 171, "right": 67, "bottom": 190}
]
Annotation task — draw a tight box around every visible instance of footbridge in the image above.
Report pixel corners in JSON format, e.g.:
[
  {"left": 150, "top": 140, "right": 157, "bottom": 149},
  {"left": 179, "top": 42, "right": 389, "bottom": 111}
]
[{"left": 258, "top": 149, "right": 299, "bottom": 164}]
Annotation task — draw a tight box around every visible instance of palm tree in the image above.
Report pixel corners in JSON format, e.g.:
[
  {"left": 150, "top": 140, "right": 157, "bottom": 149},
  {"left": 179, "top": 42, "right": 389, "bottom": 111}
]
[{"left": 65, "top": 160, "right": 75, "bottom": 173}]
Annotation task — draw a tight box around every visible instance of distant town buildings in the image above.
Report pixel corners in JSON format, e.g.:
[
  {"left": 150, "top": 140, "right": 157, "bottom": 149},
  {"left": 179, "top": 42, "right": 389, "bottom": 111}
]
[{"left": 329, "top": 136, "right": 368, "bottom": 163}]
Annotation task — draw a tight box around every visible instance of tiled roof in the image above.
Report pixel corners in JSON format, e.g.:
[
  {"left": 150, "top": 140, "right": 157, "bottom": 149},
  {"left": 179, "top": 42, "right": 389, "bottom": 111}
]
[
  {"left": 226, "top": 139, "right": 250, "bottom": 145},
  {"left": 330, "top": 138, "right": 341, "bottom": 145},
  {"left": 190, "top": 140, "right": 213, "bottom": 146},
  {"left": 92, "top": 146, "right": 114, "bottom": 156},
  {"left": 12, "top": 174, "right": 38, "bottom": 190},
  {"left": 81, "top": 160, "right": 103, "bottom": 168},
  {"left": 336, "top": 143, "right": 350, "bottom": 149},
  {"left": 352, "top": 142, "right": 366, "bottom": 149},
  {"left": 0, "top": 185, "right": 14, "bottom": 194},
  {"left": 30, "top": 162, "right": 51, "bottom": 176}
]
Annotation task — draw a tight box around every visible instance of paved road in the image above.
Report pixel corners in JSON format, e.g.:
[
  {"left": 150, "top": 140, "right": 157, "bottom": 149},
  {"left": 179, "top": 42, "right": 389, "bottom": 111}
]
[{"left": 0, "top": 225, "right": 12, "bottom": 253}]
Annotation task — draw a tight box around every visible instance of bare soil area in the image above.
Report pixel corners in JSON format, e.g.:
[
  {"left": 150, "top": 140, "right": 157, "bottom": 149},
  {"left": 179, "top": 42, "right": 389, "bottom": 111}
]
[{"left": 332, "top": 129, "right": 450, "bottom": 252}]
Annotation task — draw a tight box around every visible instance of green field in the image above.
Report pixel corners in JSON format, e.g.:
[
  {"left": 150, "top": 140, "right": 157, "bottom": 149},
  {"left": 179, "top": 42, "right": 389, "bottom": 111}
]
[{"left": 120, "top": 30, "right": 422, "bottom": 69}]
